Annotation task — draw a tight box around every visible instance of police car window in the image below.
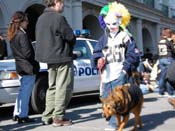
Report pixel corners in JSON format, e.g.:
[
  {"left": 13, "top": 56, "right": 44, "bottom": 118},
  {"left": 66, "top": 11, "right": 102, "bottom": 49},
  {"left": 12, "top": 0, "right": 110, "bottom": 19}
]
[
  {"left": 89, "top": 40, "right": 97, "bottom": 50},
  {"left": 74, "top": 40, "right": 91, "bottom": 59}
]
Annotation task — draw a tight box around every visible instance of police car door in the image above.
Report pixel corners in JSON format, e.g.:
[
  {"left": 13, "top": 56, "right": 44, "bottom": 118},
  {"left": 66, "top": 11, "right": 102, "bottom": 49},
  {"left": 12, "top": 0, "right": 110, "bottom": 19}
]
[{"left": 73, "top": 39, "right": 99, "bottom": 94}]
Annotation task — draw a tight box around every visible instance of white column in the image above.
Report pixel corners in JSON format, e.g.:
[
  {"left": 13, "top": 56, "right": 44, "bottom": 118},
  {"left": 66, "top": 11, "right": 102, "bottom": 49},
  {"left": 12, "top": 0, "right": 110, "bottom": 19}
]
[
  {"left": 72, "top": 0, "right": 82, "bottom": 30},
  {"left": 154, "top": 24, "right": 161, "bottom": 54},
  {"left": 64, "top": 0, "right": 72, "bottom": 27},
  {"left": 136, "top": 19, "right": 143, "bottom": 53}
]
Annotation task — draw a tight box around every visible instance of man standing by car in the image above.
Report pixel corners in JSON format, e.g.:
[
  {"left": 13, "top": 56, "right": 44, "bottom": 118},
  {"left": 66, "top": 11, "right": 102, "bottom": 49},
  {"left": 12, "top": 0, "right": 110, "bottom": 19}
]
[{"left": 35, "top": 0, "right": 76, "bottom": 126}]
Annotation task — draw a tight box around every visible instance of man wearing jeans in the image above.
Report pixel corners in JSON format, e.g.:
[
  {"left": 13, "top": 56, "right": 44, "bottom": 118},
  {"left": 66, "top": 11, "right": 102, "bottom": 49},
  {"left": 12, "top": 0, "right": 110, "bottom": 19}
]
[
  {"left": 92, "top": 2, "right": 140, "bottom": 131},
  {"left": 157, "top": 28, "right": 175, "bottom": 97},
  {"left": 35, "top": 0, "right": 76, "bottom": 127}
]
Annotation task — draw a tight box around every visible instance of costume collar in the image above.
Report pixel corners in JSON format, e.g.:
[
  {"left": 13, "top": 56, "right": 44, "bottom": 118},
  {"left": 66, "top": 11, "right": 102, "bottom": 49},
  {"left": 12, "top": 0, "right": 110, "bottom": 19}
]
[
  {"left": 109, "top": 30, "right": 120, "bottom": 38},
  {"left": 19, "top": 27, "right": 26, "bottom": 33}
]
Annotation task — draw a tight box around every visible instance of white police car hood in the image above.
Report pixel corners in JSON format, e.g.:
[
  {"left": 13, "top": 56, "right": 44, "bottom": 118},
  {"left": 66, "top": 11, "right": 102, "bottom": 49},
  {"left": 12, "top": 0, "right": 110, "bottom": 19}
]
[
  {"left": 0, "top": 59, "right": 16, "bottom": 71},
  {"left": 0, "top": 59, "right": 48, "bottom": 71}
]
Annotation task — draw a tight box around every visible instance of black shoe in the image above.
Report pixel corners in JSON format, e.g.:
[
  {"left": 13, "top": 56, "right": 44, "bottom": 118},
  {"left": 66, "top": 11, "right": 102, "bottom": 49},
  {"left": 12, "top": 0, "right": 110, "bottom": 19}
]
[
  {"left": 42, "top": 118, "right": 53, "bottom": 125},
  {"left": 12, "top": 115, "right": 20, "bottom": 121},
  {"left": 18, "top": 117, "right": 35, "bottom": 124}
]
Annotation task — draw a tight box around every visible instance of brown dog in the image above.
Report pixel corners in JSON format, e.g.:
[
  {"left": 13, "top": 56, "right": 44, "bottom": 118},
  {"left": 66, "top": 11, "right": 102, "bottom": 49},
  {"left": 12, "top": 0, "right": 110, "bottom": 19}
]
[{"left": 100, "top": 74, "right": 144, "bottom": 131}]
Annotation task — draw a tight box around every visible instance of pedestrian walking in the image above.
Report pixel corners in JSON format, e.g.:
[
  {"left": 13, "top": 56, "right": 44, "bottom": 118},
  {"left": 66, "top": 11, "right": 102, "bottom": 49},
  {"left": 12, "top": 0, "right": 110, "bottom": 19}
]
[
  {"left": 157, "top": 28, "right": 175, "bottom": 97},
  {"left": 35, "top": 0, "right": 76, "bottom": 127},
  {"left": 92, "top": 2, "right": 140, "bottom": 131},
  {"left": 7, "top": 11, "right": 39, "bottom": 123}
]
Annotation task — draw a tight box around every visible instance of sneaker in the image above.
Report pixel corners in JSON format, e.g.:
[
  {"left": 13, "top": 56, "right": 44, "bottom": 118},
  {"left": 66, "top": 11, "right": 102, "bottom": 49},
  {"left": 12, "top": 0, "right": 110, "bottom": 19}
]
[
  {"left": 168, "top": 97, "right": 175, "bottom": 108},
  {"left": 105, "top": 125, "right": 117, "bottom": 131},
  {"left": 158, "top": 93, "right": 169, "bottom": 97},
  {"left": 52, "top": 118, "right": 72, "bottom": 127}
]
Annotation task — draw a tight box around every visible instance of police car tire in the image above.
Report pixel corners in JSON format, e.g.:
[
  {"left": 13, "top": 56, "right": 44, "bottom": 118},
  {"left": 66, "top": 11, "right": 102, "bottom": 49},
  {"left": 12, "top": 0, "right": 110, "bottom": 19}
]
[{"left": 30, "top": 72, "right": 48, "bottom": 114}]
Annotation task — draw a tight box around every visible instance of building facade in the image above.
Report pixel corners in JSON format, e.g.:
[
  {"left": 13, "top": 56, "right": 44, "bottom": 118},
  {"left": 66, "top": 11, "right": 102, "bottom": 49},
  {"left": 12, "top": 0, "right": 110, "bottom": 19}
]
[{"left": 0, "top": 0, "right": 175, "bottom": 56}]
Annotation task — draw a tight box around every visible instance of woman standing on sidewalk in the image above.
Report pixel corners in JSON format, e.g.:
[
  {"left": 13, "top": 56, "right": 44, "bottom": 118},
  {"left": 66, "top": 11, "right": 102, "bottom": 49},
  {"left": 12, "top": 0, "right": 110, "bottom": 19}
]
[{"left": 7, "top": 11, "right": 39, "bottom": 123}]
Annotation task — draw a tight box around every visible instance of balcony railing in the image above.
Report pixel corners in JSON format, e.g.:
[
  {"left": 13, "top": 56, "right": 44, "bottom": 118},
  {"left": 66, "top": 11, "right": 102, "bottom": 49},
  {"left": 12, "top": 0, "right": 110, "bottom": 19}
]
[{"left": 130, "top": 0, "right": 154, "bottom": 8}]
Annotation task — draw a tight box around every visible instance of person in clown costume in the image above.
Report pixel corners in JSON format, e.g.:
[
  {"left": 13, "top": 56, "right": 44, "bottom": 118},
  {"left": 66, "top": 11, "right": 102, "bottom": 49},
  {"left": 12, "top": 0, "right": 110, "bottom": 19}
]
[{"left": 92, "top": 2, "right": 140, "bottom": 131}]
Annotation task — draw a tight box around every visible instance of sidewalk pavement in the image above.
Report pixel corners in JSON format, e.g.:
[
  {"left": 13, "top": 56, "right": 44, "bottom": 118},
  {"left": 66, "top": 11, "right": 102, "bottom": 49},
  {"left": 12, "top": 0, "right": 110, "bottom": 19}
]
[{"left": 1, "top": 91, "right": 175, "bottom": 131}]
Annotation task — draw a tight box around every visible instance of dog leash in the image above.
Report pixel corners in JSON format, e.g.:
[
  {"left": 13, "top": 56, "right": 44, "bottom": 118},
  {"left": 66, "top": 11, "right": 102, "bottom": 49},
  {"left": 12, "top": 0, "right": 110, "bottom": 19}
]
[
  {"left": 99, "top": 69, "right": 103, "bottom": 96},
  {"left": 98, "top": 58, "right": 105, "bottom": 96}
]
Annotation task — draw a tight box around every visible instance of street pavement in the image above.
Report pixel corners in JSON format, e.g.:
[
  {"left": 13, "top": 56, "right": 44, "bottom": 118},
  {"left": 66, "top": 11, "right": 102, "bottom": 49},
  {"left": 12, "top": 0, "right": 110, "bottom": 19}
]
[{"left": 1, "top": 92, "right": 175, "bottom": 131}]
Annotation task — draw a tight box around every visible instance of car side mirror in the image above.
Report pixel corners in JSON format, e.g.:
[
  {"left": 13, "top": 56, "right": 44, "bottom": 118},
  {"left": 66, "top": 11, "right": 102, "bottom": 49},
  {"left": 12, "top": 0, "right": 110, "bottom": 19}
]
[{"left": 73, "top": 50, "right": 83, "bottom": 59}]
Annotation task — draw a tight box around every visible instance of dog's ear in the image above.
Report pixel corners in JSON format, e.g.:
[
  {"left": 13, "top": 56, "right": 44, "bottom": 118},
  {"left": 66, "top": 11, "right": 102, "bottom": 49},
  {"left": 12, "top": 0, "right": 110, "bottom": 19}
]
[{"left": 115, "top": 88, "right": 127, "bottom": 102}]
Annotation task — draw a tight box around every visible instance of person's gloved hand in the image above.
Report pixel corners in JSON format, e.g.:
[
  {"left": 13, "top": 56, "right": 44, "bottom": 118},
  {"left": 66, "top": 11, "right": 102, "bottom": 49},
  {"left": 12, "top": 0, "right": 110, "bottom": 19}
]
[{"left": 97, "top": 57, "right": 105, "bottom": 70}]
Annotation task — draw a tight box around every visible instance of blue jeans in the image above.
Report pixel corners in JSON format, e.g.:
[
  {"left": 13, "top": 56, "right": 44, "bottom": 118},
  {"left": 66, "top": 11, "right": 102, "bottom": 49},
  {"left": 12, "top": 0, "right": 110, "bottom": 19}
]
[
  {"left": 102, "top": 72, "right": 127, "bottom": 128},
  {"left": 158, "top": 57, "right": 174, "bottom": 95},
  {"left": 13, "top": 75, "right": 36, "bottom": 118}
]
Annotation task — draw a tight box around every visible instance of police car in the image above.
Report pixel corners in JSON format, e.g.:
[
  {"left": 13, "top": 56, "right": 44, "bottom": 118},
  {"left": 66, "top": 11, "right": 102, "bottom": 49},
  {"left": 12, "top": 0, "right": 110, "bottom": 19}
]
[{"left": 0, "top": 31, "right": 100, "bottom": 113}]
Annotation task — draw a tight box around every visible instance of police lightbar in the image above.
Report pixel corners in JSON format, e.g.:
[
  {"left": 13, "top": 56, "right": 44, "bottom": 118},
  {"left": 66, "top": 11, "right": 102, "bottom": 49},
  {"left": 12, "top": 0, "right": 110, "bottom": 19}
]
[
  {"left": 73, "top": 30, "right": 81, "bottom": 37},
  {"left": 73, "top": 29, "right": 90, "bottom": 37}
]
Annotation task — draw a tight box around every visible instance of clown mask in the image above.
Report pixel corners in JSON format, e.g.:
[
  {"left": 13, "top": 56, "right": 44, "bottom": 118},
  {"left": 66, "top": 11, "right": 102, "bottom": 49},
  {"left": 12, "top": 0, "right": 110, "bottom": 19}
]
[{"left": 104, "top": 12, "right": 122, "bottom": 34}]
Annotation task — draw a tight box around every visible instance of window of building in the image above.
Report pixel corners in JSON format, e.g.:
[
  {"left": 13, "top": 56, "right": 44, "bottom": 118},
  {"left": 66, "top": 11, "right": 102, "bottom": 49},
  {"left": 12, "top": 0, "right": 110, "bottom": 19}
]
[{"left": 143, "top": 0, "right": 154, "bottom": 8}]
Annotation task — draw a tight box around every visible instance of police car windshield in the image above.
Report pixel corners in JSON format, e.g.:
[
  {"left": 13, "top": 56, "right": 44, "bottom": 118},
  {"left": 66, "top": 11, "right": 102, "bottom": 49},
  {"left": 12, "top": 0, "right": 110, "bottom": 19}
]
[{"left": 89, "top": 40, "right": 97, "bottom": 50}]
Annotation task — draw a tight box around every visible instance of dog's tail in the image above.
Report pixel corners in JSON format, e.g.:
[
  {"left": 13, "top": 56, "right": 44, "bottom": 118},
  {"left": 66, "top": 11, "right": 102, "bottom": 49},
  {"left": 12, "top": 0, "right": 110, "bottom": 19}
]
[{"left": 131, "top": 71, "right": 140, "bottom": 86}]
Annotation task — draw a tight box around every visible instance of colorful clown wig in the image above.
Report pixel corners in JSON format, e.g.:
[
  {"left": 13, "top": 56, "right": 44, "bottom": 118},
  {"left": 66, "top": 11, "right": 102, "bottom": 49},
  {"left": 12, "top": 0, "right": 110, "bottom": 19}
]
[
  {"left": 98, "top": 4, "right": 109, "bottom": 29},
  {"left": 99, "top": 1, "right": 131, "bottom": 29}
]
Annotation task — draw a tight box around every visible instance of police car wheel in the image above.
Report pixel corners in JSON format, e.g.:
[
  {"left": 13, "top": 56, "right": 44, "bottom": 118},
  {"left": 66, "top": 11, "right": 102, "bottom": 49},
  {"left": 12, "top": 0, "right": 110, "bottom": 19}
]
[{"left": 30, "top": 72, "right": 48, "bottom": 114}]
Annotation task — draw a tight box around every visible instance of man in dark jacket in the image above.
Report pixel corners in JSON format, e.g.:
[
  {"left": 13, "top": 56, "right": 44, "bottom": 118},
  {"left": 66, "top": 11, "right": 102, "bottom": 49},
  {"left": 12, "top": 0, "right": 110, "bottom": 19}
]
[{"left": 35, "top": 0, "right": 76, "bottom": 127}]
